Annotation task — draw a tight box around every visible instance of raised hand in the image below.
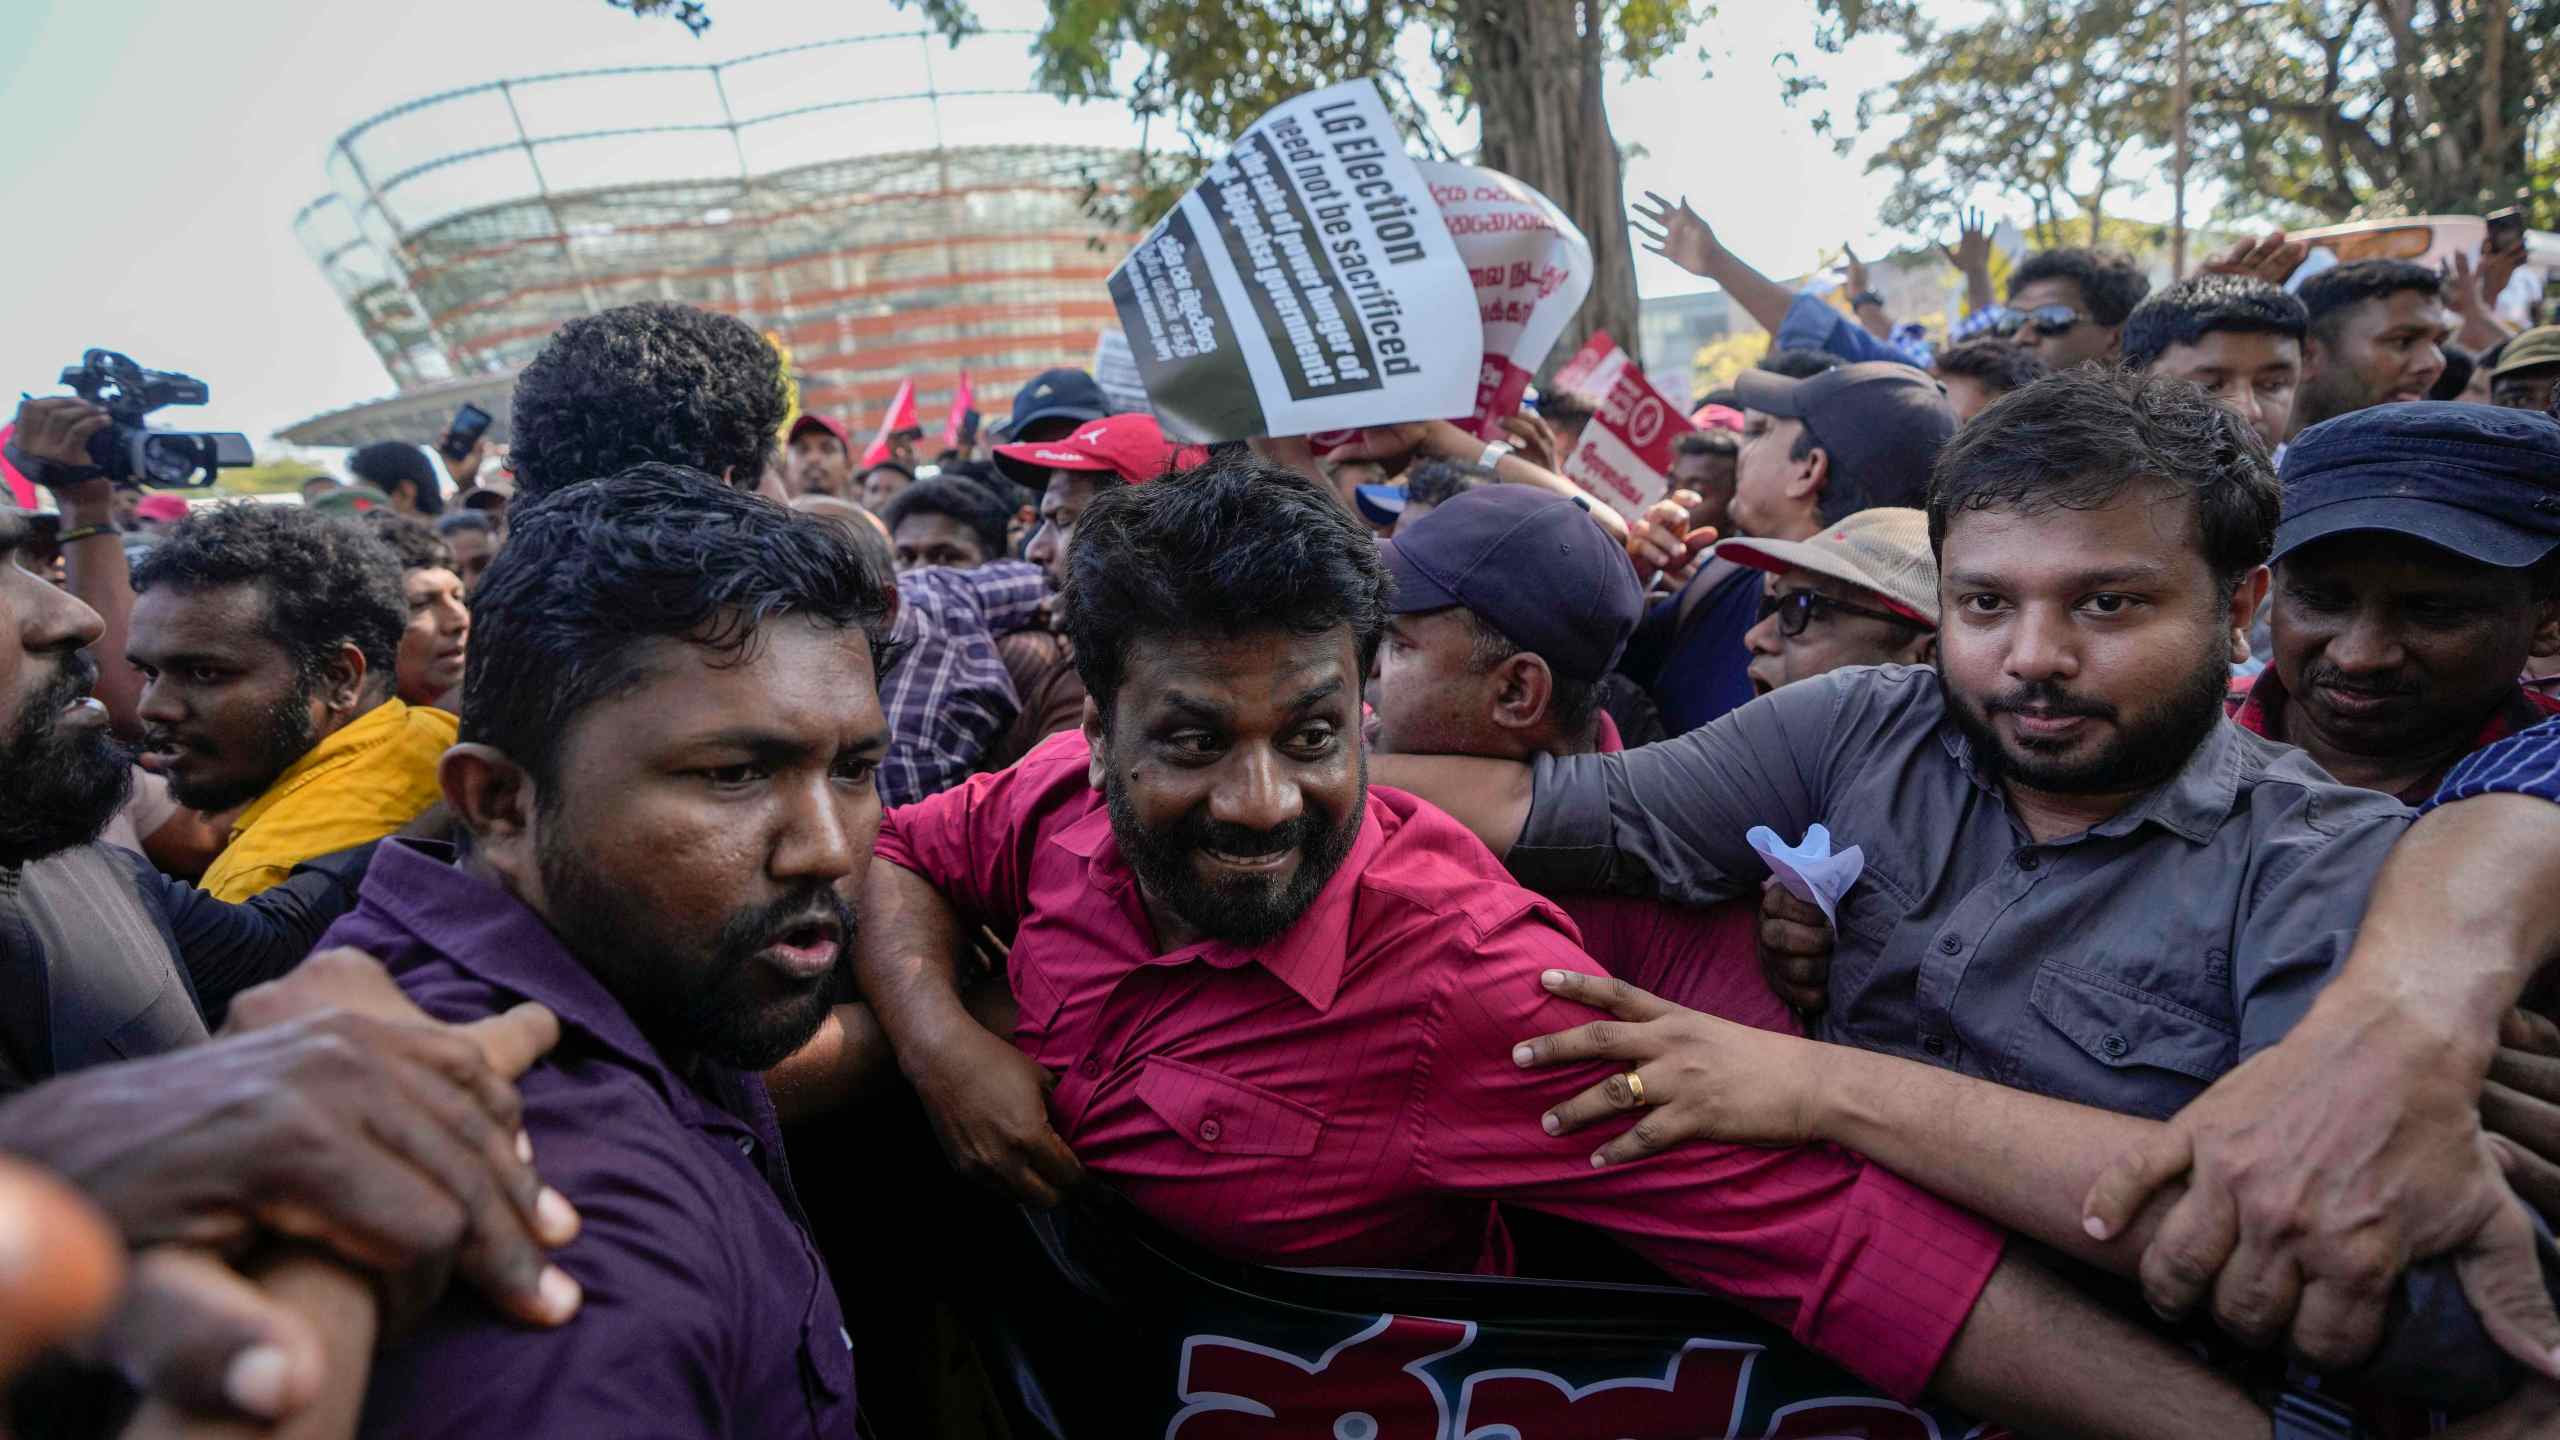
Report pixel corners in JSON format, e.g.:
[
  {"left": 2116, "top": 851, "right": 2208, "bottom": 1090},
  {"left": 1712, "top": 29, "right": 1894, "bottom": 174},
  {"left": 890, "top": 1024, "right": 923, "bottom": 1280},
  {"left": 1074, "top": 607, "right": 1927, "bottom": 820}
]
[
  {"left": 1843, "top": 244, "right": 1873, "bottom": 300},
  {"left": 1631, "top": 191, "right": 1720, "bottom": 279},
  {"left": 1939, "top": 206, "right": 1992, "bottom": 275},
  {"left": 2199, "top": 231, "right": 2309, "bottom": 287}
]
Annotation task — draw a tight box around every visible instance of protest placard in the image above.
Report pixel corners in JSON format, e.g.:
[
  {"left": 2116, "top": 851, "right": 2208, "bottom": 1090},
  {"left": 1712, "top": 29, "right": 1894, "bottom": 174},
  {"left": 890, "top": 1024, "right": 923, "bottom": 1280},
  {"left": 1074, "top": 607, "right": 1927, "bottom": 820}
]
[
  {"left": 1106, "top": 79, "right": 1479, "bottom": 443},
  {"left": 1416, "top": 162, "right": 1593, "bottom": 439},
  {"left": 1090, "top": 330, "right": 1153, "bottom": 417},
  {"left": 1547, "top": 332, "right": 1696, "bottom": 521}
]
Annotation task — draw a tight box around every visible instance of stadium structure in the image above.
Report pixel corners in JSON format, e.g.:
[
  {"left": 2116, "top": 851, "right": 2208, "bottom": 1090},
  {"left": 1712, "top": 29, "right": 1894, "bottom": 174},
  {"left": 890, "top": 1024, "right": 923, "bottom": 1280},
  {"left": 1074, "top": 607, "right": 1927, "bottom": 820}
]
[{"left": 281, "top": 31, "right": 1141, "bottom": 449}]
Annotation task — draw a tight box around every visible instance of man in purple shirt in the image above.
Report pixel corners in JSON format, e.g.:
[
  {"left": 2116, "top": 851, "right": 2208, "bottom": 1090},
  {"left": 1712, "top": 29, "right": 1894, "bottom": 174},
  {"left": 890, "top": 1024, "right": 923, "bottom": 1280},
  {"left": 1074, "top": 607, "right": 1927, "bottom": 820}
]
[{"left": 334, "top": 464, "right": 891, "bottom": 1437}]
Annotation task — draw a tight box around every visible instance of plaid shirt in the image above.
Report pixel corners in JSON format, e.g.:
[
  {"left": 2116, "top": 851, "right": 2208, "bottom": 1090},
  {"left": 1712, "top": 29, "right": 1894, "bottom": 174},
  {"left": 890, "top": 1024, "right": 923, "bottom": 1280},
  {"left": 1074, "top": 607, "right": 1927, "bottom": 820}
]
[{"left": 877, "top": 560, "right": 1050, "bottom": 808}]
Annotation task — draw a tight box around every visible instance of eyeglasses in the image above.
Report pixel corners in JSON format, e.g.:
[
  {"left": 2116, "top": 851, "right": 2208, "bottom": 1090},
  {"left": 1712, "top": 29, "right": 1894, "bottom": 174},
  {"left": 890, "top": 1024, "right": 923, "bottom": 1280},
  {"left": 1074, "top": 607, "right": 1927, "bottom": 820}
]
[
  {"left": 1988, "top": 304, "right": 2092, "bottom": 340},
  {"left": 1757, "top": 588, "right": 1928, "bottom": 638}
]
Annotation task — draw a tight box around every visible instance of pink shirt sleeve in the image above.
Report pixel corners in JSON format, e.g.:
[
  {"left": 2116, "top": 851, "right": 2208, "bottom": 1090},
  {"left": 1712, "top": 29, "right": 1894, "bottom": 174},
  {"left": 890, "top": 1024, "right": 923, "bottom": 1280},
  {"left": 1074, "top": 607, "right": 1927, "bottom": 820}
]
[
  {"left": 1405, "top": 904, "right": 2003, "bottom": 1402},
  {"left": 874, "top": 729, "right": 1088, "bottom": 921}
]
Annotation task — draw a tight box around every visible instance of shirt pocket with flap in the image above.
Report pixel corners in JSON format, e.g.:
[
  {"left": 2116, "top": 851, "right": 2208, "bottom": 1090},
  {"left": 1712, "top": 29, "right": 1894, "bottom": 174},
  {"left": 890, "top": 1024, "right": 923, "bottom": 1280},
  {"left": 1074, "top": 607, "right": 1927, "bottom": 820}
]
[
  {"left": 1135, "top": 1056, "right": 1324, "bottom": 1158},
  {"left": 2023, "top": 961, "right": 2238, "bottom": 1121}
]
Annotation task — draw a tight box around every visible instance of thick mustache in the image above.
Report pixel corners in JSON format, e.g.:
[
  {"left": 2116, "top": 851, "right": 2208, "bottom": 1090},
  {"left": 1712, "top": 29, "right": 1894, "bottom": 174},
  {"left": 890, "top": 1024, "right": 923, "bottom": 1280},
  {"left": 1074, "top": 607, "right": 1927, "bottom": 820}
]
[
  {"left": 1986, "top": 685, "right": 2115, "bottom": 720},
  {"left": 1186, "top": 818, "right": 1311, "bottom": 859},
  {"left": 2303, "top": 669, "right": 2415, "bottom": 700},
  {"left": 725, "top": 888, "right": 856, "bottom": 953},
  {"left": 38, "top": 651, "right": 98, "bottom": 717}
]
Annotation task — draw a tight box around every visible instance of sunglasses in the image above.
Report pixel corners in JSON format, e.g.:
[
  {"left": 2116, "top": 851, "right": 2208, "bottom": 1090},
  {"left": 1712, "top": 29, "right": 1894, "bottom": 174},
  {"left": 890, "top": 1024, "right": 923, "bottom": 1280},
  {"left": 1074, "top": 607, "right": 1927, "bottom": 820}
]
[
  {"left": 1988, "top": 304, "right": 2092, "bottom": 340},
  {"left": 1757, "top": 588, "right": 1928, "bottom": 638}
]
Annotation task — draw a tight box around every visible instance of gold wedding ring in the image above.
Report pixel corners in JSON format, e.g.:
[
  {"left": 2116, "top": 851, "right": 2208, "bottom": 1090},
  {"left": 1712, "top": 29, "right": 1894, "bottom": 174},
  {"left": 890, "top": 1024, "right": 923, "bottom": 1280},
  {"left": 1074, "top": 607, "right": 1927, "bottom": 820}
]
[{"left": 1622, "top": 1071, "right": 1647, "bottom": 1106}]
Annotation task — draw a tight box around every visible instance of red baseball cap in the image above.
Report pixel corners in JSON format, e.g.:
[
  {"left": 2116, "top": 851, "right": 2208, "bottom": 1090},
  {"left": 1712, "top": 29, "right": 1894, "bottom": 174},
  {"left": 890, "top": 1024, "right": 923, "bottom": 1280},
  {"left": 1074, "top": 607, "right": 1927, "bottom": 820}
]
[
  {"left": 789, "top": 413, "right": 851, "bottom": 448},
  {"left": 993, "top": 414, "right": 1205, "bottom": 489},
  {"left": 133, "top": 495, "right": 192, "bottom": 524}
]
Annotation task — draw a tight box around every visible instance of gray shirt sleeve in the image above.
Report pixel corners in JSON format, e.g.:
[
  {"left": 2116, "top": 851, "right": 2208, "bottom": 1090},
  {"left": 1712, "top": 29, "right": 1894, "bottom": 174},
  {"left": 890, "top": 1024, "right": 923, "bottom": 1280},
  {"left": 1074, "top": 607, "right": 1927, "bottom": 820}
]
[
  {"left": 2229, "top": 784, "right": 2413, "bottom": 1060},
  {"left": 1509, "top": 668, "right": 1862, "bottom": 904}
]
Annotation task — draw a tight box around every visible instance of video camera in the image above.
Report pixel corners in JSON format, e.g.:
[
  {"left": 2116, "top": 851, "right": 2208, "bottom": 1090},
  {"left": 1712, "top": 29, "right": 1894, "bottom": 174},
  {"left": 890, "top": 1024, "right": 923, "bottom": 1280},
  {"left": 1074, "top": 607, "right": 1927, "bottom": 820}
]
[{"left": 56, "top": 349, "right": 252, "bottom": 488}]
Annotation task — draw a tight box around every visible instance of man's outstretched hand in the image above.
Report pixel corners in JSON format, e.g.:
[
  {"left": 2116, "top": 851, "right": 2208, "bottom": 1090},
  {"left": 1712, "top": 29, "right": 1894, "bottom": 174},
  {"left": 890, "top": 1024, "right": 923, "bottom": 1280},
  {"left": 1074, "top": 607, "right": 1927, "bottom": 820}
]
[
  {"left": 2082, "top": 988, "right": 2560, "bottom": 1378},
  {"left": 1631, "top": 193, "right": 1721, "bottom": 280},
  {"left": 0, "top": 949, "right": 584, "bottom": 1332},
  {"left": 1937, "top": 206, "right": 1992, "bottom": 277}
]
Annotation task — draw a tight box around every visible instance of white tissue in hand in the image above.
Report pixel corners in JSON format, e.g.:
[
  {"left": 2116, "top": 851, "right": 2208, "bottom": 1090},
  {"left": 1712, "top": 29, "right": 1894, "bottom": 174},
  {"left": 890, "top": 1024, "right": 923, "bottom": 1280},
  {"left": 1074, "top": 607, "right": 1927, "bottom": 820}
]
[{"left": 1746, "top": 823, "right": 1866, "bottom": 927}]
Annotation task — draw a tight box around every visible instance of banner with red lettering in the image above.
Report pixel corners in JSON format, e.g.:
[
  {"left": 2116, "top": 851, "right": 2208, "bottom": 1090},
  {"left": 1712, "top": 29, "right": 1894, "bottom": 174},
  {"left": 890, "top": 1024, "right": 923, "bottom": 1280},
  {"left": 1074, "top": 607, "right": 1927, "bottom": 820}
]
[
  {"left": 1548, "top": 332, "right": 1696, "bottom": 521},
  {"left": 1416, "top": 162, "right": 1593, "bottom": 440}
]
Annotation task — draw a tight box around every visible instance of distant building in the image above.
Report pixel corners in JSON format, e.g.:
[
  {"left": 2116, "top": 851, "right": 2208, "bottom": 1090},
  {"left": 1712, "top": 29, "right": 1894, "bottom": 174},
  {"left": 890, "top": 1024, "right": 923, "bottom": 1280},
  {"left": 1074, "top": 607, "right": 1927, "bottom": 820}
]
[
  {"left": 1636, "top": 291, "right": 1733, "bottom": 411},
  {"left": 283, "top": 31, "right": 1142, "bottom": 448}
]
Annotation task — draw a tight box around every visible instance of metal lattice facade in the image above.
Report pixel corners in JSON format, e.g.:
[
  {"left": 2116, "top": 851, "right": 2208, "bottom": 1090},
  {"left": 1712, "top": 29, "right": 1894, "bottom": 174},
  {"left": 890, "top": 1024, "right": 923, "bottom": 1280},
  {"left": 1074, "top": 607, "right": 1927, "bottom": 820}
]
[{"left": 287, "top": 32, "right": 1139, "bottom": 445}]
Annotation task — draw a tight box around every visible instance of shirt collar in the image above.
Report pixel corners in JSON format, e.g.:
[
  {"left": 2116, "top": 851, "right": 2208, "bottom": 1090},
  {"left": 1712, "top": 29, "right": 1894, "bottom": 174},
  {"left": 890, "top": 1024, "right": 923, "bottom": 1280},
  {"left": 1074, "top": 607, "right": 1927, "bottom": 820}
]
[
  {"left": 1049, "top": 794, "right": 1380, "bottom": 1014},
  {"left": 356, "top": 839, "right": 715, "bottom": 1120},
  {"left": 231, "top": 699, "right": 414, "bottom": 834},
  {"left": 2233, "top": 665, "right": 2557, "bottom": 805},
  {"left": 1935, "top": 685, "right": 2242, "bottom": 845}
]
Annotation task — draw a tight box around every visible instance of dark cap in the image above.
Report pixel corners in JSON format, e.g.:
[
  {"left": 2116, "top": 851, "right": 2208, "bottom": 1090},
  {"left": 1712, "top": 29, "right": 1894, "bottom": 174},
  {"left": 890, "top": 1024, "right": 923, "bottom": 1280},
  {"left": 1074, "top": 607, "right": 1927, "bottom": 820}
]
[
  {"left": 1003, "top": 368, "right": 1109, "bottom": 439},
  {"left": 1380, "top": 486, "right": 1643, "bottom": 683},
  {"left": 1732, "top": 362, "right": 1955, "bottom": 510},
  {"left": 2275, "top": 401, "right": 2560, "bottom": 568}
]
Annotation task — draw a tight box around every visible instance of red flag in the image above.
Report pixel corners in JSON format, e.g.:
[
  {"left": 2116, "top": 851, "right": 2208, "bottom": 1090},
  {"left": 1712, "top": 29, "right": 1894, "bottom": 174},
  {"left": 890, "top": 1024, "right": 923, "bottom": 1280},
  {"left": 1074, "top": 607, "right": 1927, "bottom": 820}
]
[
  {"left": 859, "top": 379, "right": 920, "bottom": 468},
  {"left": 942, "top": 371, "right": 975, "bottom": 448},
  {"left": 0, "top": 426, "right": 35, "bottom": 511}
]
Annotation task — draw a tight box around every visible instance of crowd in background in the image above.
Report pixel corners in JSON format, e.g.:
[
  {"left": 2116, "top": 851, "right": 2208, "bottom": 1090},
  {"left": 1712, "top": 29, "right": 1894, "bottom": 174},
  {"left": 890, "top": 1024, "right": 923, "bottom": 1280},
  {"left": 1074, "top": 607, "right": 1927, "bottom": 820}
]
[{"left": 12, "top": 178, "right": 2560, "bottom": 1440}]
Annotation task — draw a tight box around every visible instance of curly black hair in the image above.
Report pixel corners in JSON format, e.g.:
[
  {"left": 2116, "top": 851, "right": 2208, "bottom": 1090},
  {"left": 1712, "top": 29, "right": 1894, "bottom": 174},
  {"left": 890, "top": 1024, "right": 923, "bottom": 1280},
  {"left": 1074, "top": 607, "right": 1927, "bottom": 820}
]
[
  {"left": 465, "top": 463, "right": 896, "bottom": 792},
  {"left": 1065, "top": 451, "right": 1389, "bottom": 725},
  {"left": 2120, "top": 274, "right": 2308, "bottom": 370},
  {"left": 1930, "top": 366, "right": 2276, "bottom": 593},
  {"left": 2296, "top": 259, "right": 2442, "bottom": 344},
  {"left": 131, "top": 502, "right": 407, "bottom": 695},
  {"left": 2009, "top": 247, "right": 2153, "bottom": 326},
  {"left": 508, "top": 302, "right": 788, "bottom": 500},
  {"left": 1932, "top": 338, "right": 2052, "bottom": 397},
  {"left": 879, "top": 475, "right": 1012, "bottom": 564},
  {"left": 365, "top": 514, "right": 455, "bottom": 574}
]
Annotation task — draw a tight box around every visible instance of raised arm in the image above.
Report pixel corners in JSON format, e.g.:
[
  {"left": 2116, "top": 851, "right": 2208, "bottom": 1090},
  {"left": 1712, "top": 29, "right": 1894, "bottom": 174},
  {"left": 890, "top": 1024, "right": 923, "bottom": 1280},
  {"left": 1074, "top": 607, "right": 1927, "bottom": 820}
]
[
  {"left": 852, "top": 852, "right": 1084, "bottom": 1206},
  {"left": 1630, "top": 192, "right": 1798, "bottom": 338},
  {"left": 8, "top": 399, "right": 142, "bottom": 739}
]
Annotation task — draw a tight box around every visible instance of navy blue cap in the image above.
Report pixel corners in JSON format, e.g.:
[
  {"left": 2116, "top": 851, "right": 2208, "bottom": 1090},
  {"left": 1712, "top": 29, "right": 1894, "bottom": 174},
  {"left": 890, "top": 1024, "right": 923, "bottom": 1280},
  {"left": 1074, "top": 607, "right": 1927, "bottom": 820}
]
[
  {"left": 2275, "top": 401, "right": 2560, "bottom": 568},
  {"left": 1003, "top": 368, "right": 1109, "bottom": 439},
  {"left": 1732, "top": 361, "right": 1954, "bottom": 510},
  {"left": 1380, "top": 485, "right": 1644, "bottom": 683}
]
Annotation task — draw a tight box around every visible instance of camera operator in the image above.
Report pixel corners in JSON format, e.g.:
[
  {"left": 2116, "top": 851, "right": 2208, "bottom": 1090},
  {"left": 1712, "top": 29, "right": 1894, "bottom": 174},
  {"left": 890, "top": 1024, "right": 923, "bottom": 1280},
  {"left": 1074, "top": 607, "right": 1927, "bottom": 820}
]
[{"left": 10, "top": 398, "right": 145, "bottom": 742}]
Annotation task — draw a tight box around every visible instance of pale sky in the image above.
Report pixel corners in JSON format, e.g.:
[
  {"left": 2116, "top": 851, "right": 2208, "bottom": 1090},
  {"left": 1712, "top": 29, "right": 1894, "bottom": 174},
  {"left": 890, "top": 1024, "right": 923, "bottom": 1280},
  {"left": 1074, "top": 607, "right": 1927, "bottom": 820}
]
[{"left": 2, "top": 0, "right": 2023, "bottom": 451}]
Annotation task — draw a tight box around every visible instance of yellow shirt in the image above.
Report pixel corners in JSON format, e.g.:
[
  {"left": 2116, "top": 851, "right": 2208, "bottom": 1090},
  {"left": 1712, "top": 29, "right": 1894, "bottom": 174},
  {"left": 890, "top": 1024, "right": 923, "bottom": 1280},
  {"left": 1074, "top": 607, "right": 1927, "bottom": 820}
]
[{"left": 198, "top": 699, "right": 458, "bottom": 903}]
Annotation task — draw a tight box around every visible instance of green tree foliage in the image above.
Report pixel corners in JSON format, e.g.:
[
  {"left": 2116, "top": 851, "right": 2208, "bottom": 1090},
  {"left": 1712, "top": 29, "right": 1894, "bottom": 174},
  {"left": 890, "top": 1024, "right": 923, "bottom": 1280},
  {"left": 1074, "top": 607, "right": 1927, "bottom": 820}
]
[
  {"left": 1825, "top": 0, "right": 2560, "bottom": 235},
  {"left": 620, "top": 0, "right": 1712, "bottom": 379}
]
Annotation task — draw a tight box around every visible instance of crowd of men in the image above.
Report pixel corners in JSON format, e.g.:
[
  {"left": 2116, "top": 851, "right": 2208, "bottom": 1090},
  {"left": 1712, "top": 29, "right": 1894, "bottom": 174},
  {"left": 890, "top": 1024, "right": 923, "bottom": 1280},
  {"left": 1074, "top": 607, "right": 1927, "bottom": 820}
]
[{"left": 9, "top": 190, "right": 2560, "bottom": 1439}]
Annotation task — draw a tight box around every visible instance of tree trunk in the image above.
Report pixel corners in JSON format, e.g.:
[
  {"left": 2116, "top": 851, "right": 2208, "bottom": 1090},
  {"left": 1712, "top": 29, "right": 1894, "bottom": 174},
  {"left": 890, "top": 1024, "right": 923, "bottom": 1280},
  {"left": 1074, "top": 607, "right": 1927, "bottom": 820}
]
[{"left": 1461, "top": 0, "right": 1639, "bottom": 380}]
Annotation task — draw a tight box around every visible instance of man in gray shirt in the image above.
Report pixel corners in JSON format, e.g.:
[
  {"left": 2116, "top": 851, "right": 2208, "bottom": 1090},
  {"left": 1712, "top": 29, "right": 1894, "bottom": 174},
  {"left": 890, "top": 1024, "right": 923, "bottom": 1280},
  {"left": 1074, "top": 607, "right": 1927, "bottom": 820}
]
[{"left": 1373, "top": 367, "right": 2556, "bottom": 1391}]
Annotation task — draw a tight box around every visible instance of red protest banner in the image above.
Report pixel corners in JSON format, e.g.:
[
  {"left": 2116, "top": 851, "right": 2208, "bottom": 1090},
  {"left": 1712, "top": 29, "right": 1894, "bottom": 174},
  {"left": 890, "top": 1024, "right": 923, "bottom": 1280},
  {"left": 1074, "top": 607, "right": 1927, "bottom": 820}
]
[{"left": 1549, "top": 333, "right": 1694, "bottom": 520}]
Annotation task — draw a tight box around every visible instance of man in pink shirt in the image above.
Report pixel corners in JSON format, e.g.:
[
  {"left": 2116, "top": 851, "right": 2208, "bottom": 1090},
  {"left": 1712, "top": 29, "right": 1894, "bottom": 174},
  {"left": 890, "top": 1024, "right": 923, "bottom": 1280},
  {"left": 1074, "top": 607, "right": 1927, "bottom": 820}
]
[{"left": 855, "top": 454, "right": 2274, "bottom": 1433}]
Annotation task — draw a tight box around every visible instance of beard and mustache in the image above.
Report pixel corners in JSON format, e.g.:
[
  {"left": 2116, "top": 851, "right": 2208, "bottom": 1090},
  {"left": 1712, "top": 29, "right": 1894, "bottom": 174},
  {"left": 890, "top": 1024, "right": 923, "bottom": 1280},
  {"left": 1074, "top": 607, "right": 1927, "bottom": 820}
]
[
  {"left": 537, "top": 816, "right": 855, "bottom": 1073},
  {"left": 0, "top": 651, "right": 134, "bottom": 868},
  {"left": 142, "top": 672, "right": 321, "bottom": 816},
  {"left": 1941, "top": 621, "right": 2236, "bottom": 797},
  {"left": 1102, "top": 745, "right": 1367, "bottom": 947}
]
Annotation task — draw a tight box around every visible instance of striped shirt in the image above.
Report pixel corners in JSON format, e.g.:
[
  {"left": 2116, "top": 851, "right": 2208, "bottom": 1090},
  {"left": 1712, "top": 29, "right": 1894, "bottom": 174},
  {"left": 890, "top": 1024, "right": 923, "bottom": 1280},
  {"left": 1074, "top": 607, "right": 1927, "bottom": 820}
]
[
  {"left": 2431, "top": 715, "right": 2560, "bottom": 810},
  {"left": 876, "top": 560, "right": 1049, "bottom": 808}
]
